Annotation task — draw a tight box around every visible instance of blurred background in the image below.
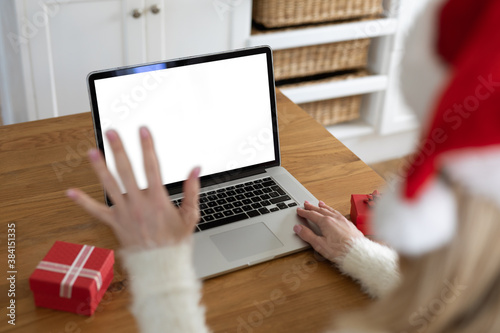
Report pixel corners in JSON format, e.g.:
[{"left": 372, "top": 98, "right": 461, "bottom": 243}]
[{"left": 0, "top": 0, "right": 432, "bottom": 167}]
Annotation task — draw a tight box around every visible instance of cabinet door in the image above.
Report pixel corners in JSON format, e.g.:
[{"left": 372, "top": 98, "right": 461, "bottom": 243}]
[
  {"left": 146, "top": 0, "right": 234, "bottom": 61},
  {"left": 22, "top": 0, "right": 147, "bottom": 119}
]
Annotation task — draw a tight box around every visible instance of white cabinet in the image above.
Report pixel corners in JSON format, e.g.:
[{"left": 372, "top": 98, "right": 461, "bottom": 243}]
[
  {"left": 0, "top": 0, "right": 235, "bottom": 122},
  {"left": 18, "top": 0, "right": 146, "bottom": 120}
]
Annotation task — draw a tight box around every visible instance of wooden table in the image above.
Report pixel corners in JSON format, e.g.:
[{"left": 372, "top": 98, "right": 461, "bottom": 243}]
[{"left": 0, "top": 91, "right": 385, "bottom": 333}]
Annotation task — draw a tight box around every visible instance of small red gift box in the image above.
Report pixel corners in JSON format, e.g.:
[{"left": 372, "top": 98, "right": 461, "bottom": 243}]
[
  {"left": 29, "top": 241, "right": 114, "bottom": 316},
  {"left": 350, "top": 190, "right": 381, "bottom": 236}
]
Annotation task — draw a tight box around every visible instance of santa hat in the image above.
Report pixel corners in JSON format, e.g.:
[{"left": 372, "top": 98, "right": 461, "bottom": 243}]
[{"left": 373, "top": 0, "right": 500, "bottom": 256}]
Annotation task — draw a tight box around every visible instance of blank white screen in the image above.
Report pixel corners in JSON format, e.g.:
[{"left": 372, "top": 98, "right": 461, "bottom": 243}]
[{"left": 94, "top": 53, "right": 276, "bottom": 192}]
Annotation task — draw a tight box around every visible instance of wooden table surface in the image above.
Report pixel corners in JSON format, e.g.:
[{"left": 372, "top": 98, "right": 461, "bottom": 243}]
[{"left": 0, "top": 91, "right": 385, "bottom": 333}]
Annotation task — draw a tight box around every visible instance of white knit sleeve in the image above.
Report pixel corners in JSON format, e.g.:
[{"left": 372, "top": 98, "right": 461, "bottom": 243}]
[
  {"left": 121, "top": 242, "right": 210, "bottom": 333},
  {"left": 337, "top": 237, "right": 400, "bottom": 299}
]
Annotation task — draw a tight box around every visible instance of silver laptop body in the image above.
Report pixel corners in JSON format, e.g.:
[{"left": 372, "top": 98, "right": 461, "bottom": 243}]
[{"left": 87, "top": 46, "right": 317, "bottom": 279}]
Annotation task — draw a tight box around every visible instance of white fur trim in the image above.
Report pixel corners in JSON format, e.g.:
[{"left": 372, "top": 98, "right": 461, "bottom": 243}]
[
  {"left": 384, "top": 0, "right": 500, "bottom": 257},
  {"left": 338, "top": 237, "right": 400, "bottom": 299},
  {"left": 121, "top": 243, "right": 209, "bottom": 333},
  {"left": 373, "top": 179, "right": 457, "bottom": 256},
  {"left": 444, "top": 147, "right": 500, "bottom": 208}
]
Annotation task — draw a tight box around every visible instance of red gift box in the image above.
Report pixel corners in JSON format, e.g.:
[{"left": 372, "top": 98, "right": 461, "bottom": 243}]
[
  {"left": 350, "top": 190, "right": 381, "bottom": 236},
  {"left": 29, "top": 241, "right": 114, "bottom": 316}
]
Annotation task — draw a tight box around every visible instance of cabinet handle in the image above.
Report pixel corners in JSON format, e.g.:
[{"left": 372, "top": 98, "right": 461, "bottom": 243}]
[
  {"left": 151, "top": 4, "right": 160, "bottom": 14},
  {"left": 132, "top": 9, "right": 142, "bottom": 18}
]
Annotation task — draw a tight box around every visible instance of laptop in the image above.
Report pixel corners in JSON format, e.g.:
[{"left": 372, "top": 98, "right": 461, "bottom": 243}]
[{"left": 87, "top": 46, "right": 318, "bottom": 279}]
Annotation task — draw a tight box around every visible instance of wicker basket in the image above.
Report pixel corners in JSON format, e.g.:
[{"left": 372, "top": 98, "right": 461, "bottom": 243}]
[
  {"left": 273, "top": 39, "right": 370, "bottom": 81},
  {"left": 299, "top": 95, "right": 362, "bottom": 126},
  {"left": 253, "top": 0, "right": 384, "bottom": 28},
  {"left": 281, "top": 70, "right": 367, "bottom": 126}
]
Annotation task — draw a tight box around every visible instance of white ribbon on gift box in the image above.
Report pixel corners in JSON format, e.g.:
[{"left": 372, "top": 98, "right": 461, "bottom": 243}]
[{"left": 36, "top": 245, "right": 103, "bottom": 299}]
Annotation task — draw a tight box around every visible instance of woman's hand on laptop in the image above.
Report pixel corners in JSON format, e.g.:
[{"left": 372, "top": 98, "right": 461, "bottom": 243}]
[
  {"left": 66, "top": 127, "right": 201, "bottom": 250},
  {"left": 294, "top": 201, "right": 363, "bottom": 264}
]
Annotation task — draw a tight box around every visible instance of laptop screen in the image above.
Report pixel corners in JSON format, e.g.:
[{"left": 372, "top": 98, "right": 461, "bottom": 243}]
[{"left": 88, "top": 48, "right": 279, "bottom": 194}]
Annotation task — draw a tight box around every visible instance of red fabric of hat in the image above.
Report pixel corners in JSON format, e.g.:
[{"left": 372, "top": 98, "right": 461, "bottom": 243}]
[{"left": 404, "top": 0, "right": 500, "bottom": 199}]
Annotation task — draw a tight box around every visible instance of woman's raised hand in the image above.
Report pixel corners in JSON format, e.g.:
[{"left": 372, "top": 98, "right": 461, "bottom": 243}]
[{"left": 66, "top": 127, "right": 200, "bottom": 250}]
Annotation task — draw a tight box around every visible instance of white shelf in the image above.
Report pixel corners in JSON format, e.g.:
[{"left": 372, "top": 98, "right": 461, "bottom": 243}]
[
  {"left": 327, "top": 119, "right": 375, "bottom": 140},
  {"left": 280, "top": 75, "right": 388, "bottom": 104},
  {"left": 247, "top": 18, "right": 398, "bottom": 50}
]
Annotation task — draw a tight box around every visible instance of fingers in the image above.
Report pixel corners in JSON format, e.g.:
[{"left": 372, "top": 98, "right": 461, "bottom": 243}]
[
  {"left": 106, "top": 130, "right": 140, "bottom": 197},
  {"left": 88, "top": 149, "right": 125, "bottom": 206},
  {"left": 298, "top": 201, "right": 350, "bottom": 233},
  {"left": 66, "top": 188, "right": 114, "bottom": 227},
  {"left": 293, "top": 224, "right": 323, "bottom": 252},
  {"left": 303, "top": 201, "right": 338, "bottom": 218},
  {"left": 139, "top": 127, "right": 164, "bottom": 193},
  {"left": 296, "top": 207, "right": 330, "bottom": 227},
  {"left": 318, "top": 201, "right": 343, "bottom": 217},
  {"left": 180, "top": 167, "right": 201, "bottom": 225}
]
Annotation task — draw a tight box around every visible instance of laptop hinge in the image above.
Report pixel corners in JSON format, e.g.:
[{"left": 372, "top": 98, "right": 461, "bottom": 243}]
[
  {"left": 200, "top": 167, "right": 267, "bottom": 189},
  {"left": 167, "top": 168, "right": 267, "bottom": 196}
]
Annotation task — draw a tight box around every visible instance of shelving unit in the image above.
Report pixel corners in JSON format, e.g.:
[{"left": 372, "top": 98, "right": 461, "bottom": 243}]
[
  {"left": 246, "top": 18, "right": 398, "bottom": 49},
  {"left": 230, "top": 0, "right": 420, "bottom": 162},
  {"left": 247, "top": 15, "right": 397, "bottom": 140},
  {"left": 279, "top": 75, "right": 388, "bottom": 104},
  {"left": 279, "top": 74, "right": 388, "bottom": 140}
]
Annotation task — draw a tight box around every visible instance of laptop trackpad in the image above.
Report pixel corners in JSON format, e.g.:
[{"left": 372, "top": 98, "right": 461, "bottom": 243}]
[{"left": 210, "top": 223, "right": 284, "bottom": 262}]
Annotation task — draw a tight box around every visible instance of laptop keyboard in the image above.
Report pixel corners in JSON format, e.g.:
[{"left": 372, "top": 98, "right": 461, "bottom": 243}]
[{"left": 172, "top": 177, "right": 298, "bottom": 232}]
